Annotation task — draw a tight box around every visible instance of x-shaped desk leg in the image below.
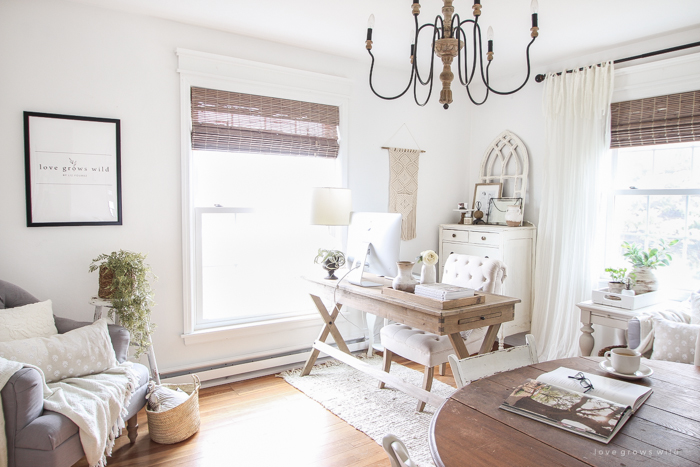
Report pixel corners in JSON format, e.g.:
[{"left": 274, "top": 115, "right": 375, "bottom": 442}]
[{"left": 301, "top": 294, "right": 351, "bottom": 376}]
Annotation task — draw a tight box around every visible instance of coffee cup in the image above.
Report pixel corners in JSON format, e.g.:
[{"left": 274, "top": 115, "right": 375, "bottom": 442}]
[{"left": 604, "top": 347, "right": 641, "bottom": 374}]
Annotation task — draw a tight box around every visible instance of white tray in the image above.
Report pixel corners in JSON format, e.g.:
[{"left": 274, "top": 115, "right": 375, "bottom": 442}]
[{"left": 591, "top": 288, "right": 663, "bottom": 310}]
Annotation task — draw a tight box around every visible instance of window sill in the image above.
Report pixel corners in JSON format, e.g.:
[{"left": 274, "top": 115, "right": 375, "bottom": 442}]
[{"left": 181, "top": 313, "right": 322, "bottom": 346}]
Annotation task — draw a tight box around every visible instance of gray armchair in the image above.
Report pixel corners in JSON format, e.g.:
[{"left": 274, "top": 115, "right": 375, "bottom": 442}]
[{"left": 0, "top": 280, "right": 150, "bottom": 467}]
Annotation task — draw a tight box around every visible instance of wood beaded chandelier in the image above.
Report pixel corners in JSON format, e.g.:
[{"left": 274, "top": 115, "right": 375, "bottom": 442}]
[{"left": 365, "top": 0, "right": 539, "bottom": 109}]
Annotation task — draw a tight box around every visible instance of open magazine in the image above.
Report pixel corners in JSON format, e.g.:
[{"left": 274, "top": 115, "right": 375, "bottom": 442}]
[{"left": 500, "top": 367, "right": 653, "bottom": 444}]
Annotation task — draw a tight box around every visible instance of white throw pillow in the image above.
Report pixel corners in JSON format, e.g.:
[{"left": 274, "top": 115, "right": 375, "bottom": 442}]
[
  {"left": 0, "top": 300, "right": 58, "bottom": 343},
  {"left": 690, "top": 291, "right": 700, "bottom": 325},
  {"left": 0, "top": 318, "right": 117, "bottom": 383},
  {"left": 650, "top": 318, "right": 699, "bottom": 364}
]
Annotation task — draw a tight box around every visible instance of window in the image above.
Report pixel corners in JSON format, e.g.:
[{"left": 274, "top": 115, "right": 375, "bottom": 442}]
[
  {"left": 605, "top": 142, "right": 700, "bottom": 291},
  {"left": 604, "top": 90, "right": 700, "bottom": 292},
  {"left": 190, "top": 87, "right": 344, "bottom": 330}
]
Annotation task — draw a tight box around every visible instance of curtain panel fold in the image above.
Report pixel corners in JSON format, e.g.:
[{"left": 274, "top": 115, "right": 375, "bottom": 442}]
[
  {"left": 531, "top": 62, "right": 615, "bottom": 362},
  {"left": 190, "top": 87, "right": 340, "bottom": 158}
]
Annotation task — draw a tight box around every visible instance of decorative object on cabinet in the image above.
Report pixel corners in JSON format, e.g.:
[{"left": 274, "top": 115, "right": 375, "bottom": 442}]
[
  {"left": 392, "top": 261, "right": 418, "bottom": 293},
  {"left": 487, "top": 197, "right": 523, "bottom": 226},
  {"left": 472, "top": 202, "right": 485, "bottom": 225},
  {"left": 438, "top": 223, "right": 536, "bottom": 340},
  {"left": 478, "top": 130, "right": 530, "bottom": 202},
  {"left": 24, "top": 111, "right": 122, "bottom": 227},
  {"left": 314, "top": 249, "right": 346, "bottom": 280},
  {"left": 472, "top": 183, "right": 502, "bottom": 224}
]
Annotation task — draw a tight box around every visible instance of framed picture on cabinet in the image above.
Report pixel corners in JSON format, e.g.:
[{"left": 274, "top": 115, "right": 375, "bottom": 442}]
[
  {"left": 24, "top": 112, "right": 122, "bottom": 227},
  {"left": 472, "top": 183, "right": 502, "bottom": 223}
]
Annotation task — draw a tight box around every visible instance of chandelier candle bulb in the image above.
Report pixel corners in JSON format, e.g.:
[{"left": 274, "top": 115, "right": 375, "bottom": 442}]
[{"left": 366, "top": 14, "right": 374, "bottom": 49}]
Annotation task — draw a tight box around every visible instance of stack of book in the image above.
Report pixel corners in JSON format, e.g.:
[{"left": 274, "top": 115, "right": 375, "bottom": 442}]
[{"left": 414, "top": 283, "right": 475, "bottom": 301}]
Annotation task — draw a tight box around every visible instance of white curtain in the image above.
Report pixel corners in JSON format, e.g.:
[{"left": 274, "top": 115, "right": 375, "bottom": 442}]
[{"left": 531, "top": 62, "right": 615, "bottom": 362}]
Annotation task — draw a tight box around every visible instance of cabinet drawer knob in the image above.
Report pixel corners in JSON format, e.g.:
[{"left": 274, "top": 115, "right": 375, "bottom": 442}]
[
  {"left": 481, "top": 236, "right": 486, "bottom": 241},
  {"left": 452, "top": 234, "right": 456, "bottom": 238}
]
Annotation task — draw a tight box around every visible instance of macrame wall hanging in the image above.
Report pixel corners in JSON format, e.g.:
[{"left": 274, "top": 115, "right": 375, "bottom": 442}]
[{"left": 387, "top": 147, "right": 422, "bottom": 240}]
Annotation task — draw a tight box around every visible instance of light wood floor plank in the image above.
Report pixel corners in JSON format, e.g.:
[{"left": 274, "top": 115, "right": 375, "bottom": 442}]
[{"left": 71, "top": 356, "right": 455, "bottom": 466}]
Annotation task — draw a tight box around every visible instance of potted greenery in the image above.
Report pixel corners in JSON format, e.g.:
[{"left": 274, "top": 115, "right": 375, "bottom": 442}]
[
  {"left": 604, "top": 267, "right": 627, "bottom": 294},
  {"left": 314, "top": 249, "right": 346, "bottom": 280},
  {"left": 89, "top": 250, "right": 156, "bottom": 356},
  {"left": 621, "top": 239, "right": 678, "bottom": 294}
]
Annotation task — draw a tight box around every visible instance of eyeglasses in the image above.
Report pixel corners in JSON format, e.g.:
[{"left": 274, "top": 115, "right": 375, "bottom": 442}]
[{"left": 568, "top": 372, "right": 594, "bottom": 393}]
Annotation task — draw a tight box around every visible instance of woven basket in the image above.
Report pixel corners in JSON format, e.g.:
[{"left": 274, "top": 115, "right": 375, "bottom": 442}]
[
  {"left": 146, "top": 374, "right": 201, "bottom": 444},
  {"left": 98, "top": 266, "right": 115, "bottom": 299}
]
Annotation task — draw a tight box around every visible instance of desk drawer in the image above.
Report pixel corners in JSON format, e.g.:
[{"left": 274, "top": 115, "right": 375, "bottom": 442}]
[
  {"left": 443, "top": 229, "right": 469, "bottom": 243},
  {"left": 469, "top": 231, "right": 500, "bottom": 246}
]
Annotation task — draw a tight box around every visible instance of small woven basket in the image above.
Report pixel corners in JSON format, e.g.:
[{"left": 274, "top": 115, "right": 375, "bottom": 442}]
[
  {"left": 98, "top": 266, "right": 115, "bottom": 299},
  {"left": 146, "top": 374, "right": 201, "bottom": 444}
]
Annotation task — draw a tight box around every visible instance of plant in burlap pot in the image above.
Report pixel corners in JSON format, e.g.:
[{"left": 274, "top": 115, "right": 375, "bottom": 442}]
[
  {"left": 604, "top": 267, "right": 628, "bottom": 294},
  {"left": 89, "top": 250, "right": 156, "bottom": 357},
  {"left": 621, "top": 239, "right": 678, "bottom": 295}
]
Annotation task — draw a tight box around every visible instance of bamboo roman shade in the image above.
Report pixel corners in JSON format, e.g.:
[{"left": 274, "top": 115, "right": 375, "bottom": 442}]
[
  {"left": 610, "top": 90, "right": 700, "bottom": 148},
  {"left": 191, "top": 87, "right": 340, "bottom": 158}
]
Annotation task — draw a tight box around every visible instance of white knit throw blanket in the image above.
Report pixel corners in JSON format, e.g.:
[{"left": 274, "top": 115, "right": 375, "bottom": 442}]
[
  {"left": 0, "top": 358, "right": 138, "bottom": 467},
  {"left": 388, "top": 147, "right": 421, "bottom": 241},
  {"left": 0, "top": 358, "right": 23, "bottom": 467}
]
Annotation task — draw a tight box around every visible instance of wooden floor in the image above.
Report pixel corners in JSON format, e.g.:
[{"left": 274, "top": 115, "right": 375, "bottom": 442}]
[{"left": 73, "top": 356, "right": 456, "bottom": 467}]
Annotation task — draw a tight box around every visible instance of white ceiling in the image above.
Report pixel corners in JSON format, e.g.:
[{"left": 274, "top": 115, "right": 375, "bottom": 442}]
[{"left": 68, "top": 0, "right": 700, "bottom": 74}]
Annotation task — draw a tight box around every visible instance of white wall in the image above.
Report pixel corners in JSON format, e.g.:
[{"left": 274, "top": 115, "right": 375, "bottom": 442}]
[{"left": 0, "top": 0, "right": 470, "bottom": 377}]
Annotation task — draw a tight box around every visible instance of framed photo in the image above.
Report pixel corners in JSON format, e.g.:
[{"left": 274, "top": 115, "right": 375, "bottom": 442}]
[
  {"left": 24, "top": 112, "right": 122, "bottom": 227},
  {"left": 487, "top": 197, "right": 523, "bottom": 226},
  {"left": 472, "top": 183, "right": 502, "bottom": 223}
]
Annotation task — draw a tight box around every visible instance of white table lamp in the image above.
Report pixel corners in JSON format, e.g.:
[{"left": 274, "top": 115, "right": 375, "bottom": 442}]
[{"left": 310, "top": 187, "right": 352, "bottom": 226}]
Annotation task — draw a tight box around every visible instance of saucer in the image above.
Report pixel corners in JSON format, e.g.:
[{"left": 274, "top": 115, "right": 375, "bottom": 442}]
[{"left": 599, "top": 360, "right": 653, "bottom": 380}]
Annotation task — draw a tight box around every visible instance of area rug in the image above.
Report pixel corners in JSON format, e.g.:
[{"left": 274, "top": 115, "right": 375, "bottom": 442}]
[{"left": 278, "top": 355, "right": 456, "bottom": 467}]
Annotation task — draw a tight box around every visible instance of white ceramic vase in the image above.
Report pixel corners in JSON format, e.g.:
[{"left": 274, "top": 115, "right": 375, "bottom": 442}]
[
  {"left": 632, "top": 266, "right": 658, "bottom": 295},
  {"left": 420, "top": 263, "right": 437, "bottom": 284},
  {"left": 392, "top": 261, "right": 418, "bottom": 293},
  {"left": 505, "top": 205, "right": 523, "bottom": 227}
]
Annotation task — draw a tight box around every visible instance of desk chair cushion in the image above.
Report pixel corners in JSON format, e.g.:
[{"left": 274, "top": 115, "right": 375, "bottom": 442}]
[{"left": 380, "top": 324, "right": 453, "bottom": 368}]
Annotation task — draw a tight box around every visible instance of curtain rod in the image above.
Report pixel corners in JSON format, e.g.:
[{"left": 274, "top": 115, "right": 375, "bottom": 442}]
[{"left": 534, "top": 41, "right": 700, "bottom": 83}]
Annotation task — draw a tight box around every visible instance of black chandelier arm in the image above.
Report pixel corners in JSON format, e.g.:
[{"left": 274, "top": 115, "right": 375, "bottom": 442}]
[
  {"left": 468, "top": 19, "right": 484, "bottom": 86},
  {"left": 484, "top": 36, "right": 536, "bottom": 95},
  {"left": 413, "top": 64, "right": 434, "bottom": 106},
  {"left": 414, "top": 22, "right": 440, "bottom": 86},
  {"left": 455, "top": 18, "right": 479, "bottom": 87},
  {"left": 366, "top": 49, "right": 415, "bottom": 101},
  {"left": 464, "top": 60, "right": 492, "bottom": 106}
]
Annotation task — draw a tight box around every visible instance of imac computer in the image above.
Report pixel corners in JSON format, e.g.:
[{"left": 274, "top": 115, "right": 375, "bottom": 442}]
[{"left": 345, "top": 212, "right": 402, "bottom": 287}]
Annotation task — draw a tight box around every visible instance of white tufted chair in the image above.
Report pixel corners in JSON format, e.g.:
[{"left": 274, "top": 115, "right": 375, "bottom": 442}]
[{"left": 379, "top": 254, "right": 507, "bottom": 411}]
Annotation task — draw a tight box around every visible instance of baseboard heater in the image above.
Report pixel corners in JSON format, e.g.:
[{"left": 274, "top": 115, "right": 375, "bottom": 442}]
[{"left": 159, "top": 337, "right": 367, "bottom": 385}]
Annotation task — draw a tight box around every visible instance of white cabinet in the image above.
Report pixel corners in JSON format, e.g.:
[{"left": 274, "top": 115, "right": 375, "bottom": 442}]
[{"left": 438, "top": 223, "right": 536, "bottom": 337}]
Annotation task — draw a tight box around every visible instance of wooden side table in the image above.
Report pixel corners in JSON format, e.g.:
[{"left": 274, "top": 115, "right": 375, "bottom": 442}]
[
  {"left": 90, "top": 297, "right": 161, "bottom": 384},
  {"left": 576, "top": 299, "right": 678, "bottom": 356}
]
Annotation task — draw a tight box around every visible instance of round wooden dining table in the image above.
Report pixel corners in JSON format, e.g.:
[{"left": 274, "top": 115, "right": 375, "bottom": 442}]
[{"left": 429, "top": 356, "right": 700, "bottom": 467}]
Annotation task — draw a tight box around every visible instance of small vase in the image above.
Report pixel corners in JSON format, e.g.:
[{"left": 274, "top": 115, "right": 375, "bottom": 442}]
[
  {"left": 632, "top": 267, "right": 658, "bottom": 295},
  {"left": 607, "top": 282, "right": 624, "bottom": 294},
  {"left": 420, "top": 263, "right": 437, "bottom": 284},
  {"left": 392, "top": 261, "right": 418, "bottom": 293},
  {"left": 505, "top": 205, "right": 523, "bottom": 227}
]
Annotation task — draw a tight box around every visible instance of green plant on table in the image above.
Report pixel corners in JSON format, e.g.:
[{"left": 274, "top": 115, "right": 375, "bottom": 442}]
[
  {"left": 89, "top": 250, "right": 156, "bottom": 357},
  {"left": 621, "top": 238, "right": 679, "bottom": 269},
  {"left": 604, "top": 267, "right": 627, "bottom": 283}
]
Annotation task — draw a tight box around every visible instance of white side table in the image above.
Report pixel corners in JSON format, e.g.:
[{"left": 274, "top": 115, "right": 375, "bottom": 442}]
[
  {"left": 576, "top": 300, "right": 678, "bottom": 356},
  {"left": 90, "top": 296, "right": 161, "bottom": 384}
]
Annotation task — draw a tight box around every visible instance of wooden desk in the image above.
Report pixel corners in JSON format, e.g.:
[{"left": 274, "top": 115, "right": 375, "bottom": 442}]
[
  {"left": 301, "top": 275, "right": 520, "bottom": 408},
  {"left": 429, "top": 357, "right": 700, "bottom": 467}
]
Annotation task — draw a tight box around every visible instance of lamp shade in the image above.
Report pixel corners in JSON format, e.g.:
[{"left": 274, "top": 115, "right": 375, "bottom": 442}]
[{"left": 310, "top": 187, "right": 352, "bottom": 226}]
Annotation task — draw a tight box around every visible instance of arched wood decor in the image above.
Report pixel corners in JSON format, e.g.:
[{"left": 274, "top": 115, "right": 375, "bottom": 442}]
[{"left": 479, "top": 130, "right": 529, "bottom": 201}]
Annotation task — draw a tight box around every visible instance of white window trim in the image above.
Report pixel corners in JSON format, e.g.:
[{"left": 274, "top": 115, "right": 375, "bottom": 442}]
[{"left": 177, "top": 48, "right": 351, "bottom": 341}]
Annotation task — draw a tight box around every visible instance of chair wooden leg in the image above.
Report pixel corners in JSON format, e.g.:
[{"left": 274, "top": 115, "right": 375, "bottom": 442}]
[
  {"left": 416, "top": 365, "right": 435, "bottom": 412},
  {"left": 127, "top": 414, "right": 138, "bottom": 444},
  {"left": 378, "top": 349, "right": 393, "bottom": 389},
  {"left": 439, "top": 362, "right": 446, "bottom": 376}
]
